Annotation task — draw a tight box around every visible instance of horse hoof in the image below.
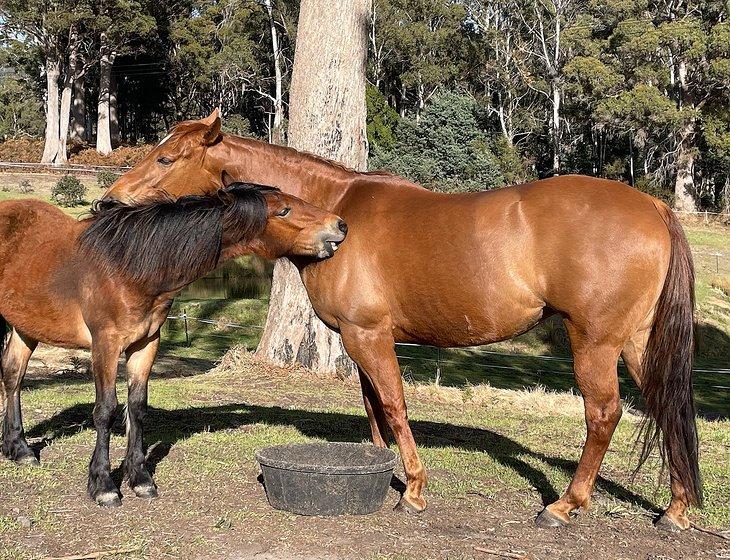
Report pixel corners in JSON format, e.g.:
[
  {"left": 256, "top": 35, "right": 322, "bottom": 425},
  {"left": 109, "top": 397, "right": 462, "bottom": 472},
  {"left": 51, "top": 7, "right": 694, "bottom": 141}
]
[
  {"left": 394, "top": 496, "right": 426, "bottom": 513},
  {"left": 133, "top": 484, "right": 158, "bottom": 499},
  {"left": 535, "top": 508, "right": 569, "bottom": 528},
  {"left": 656, "top": 513, "right": 687, "bottom": 532},
  {"left": 95, "top": 491, "right": 122, "bottom": 508}
]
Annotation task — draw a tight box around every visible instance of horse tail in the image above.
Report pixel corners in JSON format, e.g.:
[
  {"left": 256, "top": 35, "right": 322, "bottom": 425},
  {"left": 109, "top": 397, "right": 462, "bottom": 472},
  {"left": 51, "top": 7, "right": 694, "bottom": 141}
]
[
  {"left": 0, "top": 315, "right": 6, "bottom": 412},
  {"left": 635, "top": 201, "right": 702, "bottom": 507},
  {"left": 0, "top": 315, "right": 6, "bottom": 373}
]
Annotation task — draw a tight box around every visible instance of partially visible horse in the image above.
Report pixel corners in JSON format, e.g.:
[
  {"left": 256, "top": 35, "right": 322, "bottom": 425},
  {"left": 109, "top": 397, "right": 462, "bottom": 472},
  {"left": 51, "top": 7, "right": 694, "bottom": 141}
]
[
  {"left": 0, "top": 182, "right": 346, "bottom": 506},
  {"left": 104, "top": 110, "right": 701, "bottom": 531}
]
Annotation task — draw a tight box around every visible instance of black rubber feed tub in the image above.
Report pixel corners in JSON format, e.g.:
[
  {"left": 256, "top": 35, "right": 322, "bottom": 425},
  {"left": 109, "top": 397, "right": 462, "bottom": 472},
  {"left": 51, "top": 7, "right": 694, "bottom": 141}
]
[{"left": 256, "top": 442, "right": 398, "bottom": 516}]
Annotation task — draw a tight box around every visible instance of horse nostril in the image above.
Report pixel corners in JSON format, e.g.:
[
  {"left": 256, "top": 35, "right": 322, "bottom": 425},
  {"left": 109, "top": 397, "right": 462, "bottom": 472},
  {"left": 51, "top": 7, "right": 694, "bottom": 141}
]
[{"left": 337, "top": 219, "right": 348, "bottom": 235}]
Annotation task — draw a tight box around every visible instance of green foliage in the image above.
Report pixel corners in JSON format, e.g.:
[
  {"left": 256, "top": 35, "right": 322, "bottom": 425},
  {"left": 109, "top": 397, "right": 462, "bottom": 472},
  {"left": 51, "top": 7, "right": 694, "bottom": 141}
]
[
  {"left": 52, "top": 175, "right": 86, "bottom": 207},
  {"left": 1, "top": 0, "right": 729, "bottom": 209},
  {"left": 0, "top": 77, "right": 44, "bottom": 139},
  {"left": 96, "top": 170, "right": 120, "bottom": 190},
  {"left": 490, "top": 136, "right": 534, "bottom": 185},
  {"left": 596, "top": 85, "right": 682, "bottom": 131},
  {"left": 371, "top": 92, "right": 504, "bottom": 192},
  {"left": 366, "top": 85, "right": 399, "bottom": 150}
]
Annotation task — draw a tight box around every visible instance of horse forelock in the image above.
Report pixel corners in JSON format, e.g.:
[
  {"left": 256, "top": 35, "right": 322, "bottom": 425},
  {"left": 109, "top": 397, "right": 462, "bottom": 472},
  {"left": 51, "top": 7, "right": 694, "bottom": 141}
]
[{"left": 78, "top": 183, "right": 273, "bottom": 293}]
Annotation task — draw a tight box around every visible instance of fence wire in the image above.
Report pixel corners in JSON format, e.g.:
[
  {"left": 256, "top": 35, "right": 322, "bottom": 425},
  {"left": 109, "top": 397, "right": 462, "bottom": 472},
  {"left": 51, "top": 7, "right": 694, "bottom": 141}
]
[{"left": 164, "top": 313, "right": 730, "bottom": 392}]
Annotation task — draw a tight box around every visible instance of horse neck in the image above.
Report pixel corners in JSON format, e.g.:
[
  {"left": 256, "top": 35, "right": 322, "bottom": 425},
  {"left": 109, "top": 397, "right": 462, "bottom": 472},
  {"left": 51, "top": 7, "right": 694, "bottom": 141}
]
[{"left": 214, "top": 135, "right": 354, "bottom": 211}]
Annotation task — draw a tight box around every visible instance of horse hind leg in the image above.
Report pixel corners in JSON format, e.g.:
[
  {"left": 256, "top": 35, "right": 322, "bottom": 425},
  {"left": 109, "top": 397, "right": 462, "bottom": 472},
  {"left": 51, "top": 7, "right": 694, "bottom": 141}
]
[
  {"left": 536, "top": 325, "right": 623, "bottom": 527},
  {"left": 622, "top": 328, "right": 692, "bottom": 532},
  {"left": 1, "top": 329, "right": 38, "bottom": 465}
]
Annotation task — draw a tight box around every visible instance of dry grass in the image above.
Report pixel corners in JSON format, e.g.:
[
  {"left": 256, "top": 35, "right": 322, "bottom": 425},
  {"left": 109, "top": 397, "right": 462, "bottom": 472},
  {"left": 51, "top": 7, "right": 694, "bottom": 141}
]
[
  {"left": 218, "top": 347, "right": 635, "bottom": 421},
  {"left": 711, "top": 275, "right": 730, "bottom": 297}
]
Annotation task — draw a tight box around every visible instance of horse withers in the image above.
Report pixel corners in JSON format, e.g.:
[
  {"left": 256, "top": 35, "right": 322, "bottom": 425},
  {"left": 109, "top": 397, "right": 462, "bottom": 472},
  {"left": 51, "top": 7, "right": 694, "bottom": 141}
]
[
  {"left": 104, "top": 110, "right": 701, "bottom": 532},
  {"left": 0, "top": 182, "right": 346, "bottom": 506}
]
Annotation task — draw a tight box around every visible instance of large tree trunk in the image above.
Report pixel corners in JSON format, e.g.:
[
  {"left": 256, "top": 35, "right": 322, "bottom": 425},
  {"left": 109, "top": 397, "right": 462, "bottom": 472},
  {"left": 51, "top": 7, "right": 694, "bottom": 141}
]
[
  {"left": 256, "top": 0, "right": 370, "bottom": 377},
  {"left": 41, "top": 56, "right": 61, "bottom": 164},
  {"left": 673, "top": 59, "right": 697, "bottom": 212},
  {"left": 56, "top": 25, "right": 80, "bottom": 165},
  {"left": 674, "top": 118, "right": 698, "bottom": 213},
  {"left": 109, "top": 74, "right": 119, "bottom": 146},
  {"left": 70, "top": 76, "right": 87, "bottom": 141},
  {"left": 96, "top": 32, "right": 115, "bottom": 155}
]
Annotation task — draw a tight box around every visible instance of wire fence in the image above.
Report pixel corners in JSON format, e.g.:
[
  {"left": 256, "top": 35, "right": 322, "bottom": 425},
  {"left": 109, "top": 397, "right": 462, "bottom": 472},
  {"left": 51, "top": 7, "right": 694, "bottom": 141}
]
[
  {"left": 0, "top": 161, "right": 133, "bottom": 175},
  {"left": 164, "top": 312, "right": 730, "bottom": 393}
]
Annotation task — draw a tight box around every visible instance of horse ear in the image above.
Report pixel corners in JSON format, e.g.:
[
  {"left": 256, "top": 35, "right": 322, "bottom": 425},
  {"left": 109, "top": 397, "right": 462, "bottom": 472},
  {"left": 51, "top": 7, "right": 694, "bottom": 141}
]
[
  {"left": 221, "top": 170, "right": 237, "bottom": 188},
  {"left": 201, "top": 108, "right": 222, "bottom": 145}
]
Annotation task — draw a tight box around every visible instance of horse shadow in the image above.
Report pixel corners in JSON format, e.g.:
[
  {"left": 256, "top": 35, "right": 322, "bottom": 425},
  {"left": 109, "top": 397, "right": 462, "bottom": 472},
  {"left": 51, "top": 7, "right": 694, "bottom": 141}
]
[{"left": 25, "top": 401, "right": 662, "bottom": 514}]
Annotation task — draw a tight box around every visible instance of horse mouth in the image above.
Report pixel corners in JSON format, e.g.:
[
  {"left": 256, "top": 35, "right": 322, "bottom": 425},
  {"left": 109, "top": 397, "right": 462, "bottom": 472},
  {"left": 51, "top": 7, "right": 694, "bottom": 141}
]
[{"left": 318, "top": 236, "right": 344, "bottom": 259}]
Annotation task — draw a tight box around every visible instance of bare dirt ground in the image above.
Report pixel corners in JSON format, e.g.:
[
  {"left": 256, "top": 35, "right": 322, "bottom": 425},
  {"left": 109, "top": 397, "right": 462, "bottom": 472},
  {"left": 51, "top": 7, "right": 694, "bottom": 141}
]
[{"left": 1, "top": 346, "right": 728, "bottom": 560}]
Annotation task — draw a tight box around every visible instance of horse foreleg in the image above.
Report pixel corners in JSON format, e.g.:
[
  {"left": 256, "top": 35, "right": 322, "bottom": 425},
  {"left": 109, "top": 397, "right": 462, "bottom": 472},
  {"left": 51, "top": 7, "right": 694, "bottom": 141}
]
[
  {"left": 340, "top": 322, "right": 427, "bottom": 512},
  {"left": 124, "top": 332, "right": 160, "bottom": 499},
  {"left": 88, "top": 336, "right": 122, "bottom": 507},
  {"left": 359, "top": 368, "right": 389, "bottom": 448},
  {"left": 536, "top": 334, "right": 622, "bottom": 528},
  {"left": 1, "top": 330, "right": 37, "bottom": 464}
]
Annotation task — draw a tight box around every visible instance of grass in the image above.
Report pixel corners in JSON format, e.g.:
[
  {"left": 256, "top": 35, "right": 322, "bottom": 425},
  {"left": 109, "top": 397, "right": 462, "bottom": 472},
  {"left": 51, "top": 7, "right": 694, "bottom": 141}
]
[
  {"left": 1, "top": 350, "right": 727, "bottom": 559},
  {"left": 0, "top": 172, "right": 105, "bottom": 218}
]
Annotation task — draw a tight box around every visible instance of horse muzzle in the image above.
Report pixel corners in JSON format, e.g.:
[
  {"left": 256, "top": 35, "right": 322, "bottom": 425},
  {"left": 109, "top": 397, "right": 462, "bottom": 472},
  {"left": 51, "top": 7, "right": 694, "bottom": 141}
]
[{"left": 317, "top": 219, "right": 347, "bottom": 259}]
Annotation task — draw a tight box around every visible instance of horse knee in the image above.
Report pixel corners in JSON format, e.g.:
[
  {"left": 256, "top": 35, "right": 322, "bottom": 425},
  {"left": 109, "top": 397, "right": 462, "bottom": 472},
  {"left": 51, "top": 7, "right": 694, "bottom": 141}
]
[{"left": 93, "top": 395, "right": 118, "bottom": 428}]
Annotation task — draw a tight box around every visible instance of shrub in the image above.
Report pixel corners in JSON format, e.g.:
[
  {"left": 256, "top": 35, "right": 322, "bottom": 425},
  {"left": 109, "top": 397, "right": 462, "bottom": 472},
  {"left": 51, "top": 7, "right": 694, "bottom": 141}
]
[
  {"left": 96, "top": 169, "right": 120, "bottom": 189},
  {"left": 52, "top": 174, "right": 86, "bottom": 207},
  {"left": 369, "top": 92, "right": 505, "bottom": 192},
  {"left": 18, "top": 179, "right": 33, "bottom": 194}
]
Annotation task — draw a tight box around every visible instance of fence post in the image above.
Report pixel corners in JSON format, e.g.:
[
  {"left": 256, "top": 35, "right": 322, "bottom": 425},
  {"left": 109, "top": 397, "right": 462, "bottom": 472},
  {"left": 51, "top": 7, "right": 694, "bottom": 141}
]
[{"left": 183, "top": 308, "right": 189, "bottom": 346}]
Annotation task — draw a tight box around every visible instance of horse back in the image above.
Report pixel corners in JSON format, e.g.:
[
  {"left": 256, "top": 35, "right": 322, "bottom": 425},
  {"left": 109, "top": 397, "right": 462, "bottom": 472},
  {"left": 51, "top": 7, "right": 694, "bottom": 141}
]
[{"left": 311, "top": 174, "right": 672, "bottom": 346}]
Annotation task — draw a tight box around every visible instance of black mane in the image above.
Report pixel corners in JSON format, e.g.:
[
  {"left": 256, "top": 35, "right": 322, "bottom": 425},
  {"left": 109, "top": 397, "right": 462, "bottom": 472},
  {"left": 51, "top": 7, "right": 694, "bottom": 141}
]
[{"left": 78, "top": 182, "right": 278, "bottom": 293}]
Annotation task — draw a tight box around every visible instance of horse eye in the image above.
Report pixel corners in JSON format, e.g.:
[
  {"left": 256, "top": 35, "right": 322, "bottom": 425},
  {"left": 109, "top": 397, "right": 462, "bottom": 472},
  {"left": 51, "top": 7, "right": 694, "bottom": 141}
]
[
  {"left": 158, "top": 157, "right": 173, "bottom": 166},
  {"left": 276, "top": 207, "right": 291, "bottom": 218}
]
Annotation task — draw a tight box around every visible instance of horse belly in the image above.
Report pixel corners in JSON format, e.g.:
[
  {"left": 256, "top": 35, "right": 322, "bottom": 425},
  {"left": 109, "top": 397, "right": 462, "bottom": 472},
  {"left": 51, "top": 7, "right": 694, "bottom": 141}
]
[{"left": 389, "top": 280, "right": 545, "bottom": 347}]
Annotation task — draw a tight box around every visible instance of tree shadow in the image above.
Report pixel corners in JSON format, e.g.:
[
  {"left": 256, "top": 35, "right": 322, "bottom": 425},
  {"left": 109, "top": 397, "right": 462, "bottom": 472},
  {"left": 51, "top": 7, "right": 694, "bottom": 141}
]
[{"left": 26, "top": 402, "right": 661, "bottom": 514}]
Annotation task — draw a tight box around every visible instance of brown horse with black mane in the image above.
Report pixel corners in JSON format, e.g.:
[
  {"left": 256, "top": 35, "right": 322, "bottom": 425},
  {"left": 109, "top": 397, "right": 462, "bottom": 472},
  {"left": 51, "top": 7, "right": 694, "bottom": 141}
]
[
  {"left": 0, "top": 182, "right": 346, "bottom": 506},
  {"left": 104, "top": 110, "right": 701, "bottom": 531}
]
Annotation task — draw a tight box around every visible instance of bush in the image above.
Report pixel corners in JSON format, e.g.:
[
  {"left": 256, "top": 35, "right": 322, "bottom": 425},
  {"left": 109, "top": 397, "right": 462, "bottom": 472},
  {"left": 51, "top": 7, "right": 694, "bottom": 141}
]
[
  {"left": 96, "top": 169, "right": 120, "bottom": 189},
  {"left": 369, "top": 92, "right": 505, "bottom": 192},
  {"left": 18, "top": 179, "right": 33, "bottom": 193},
  {"left": 366, "top": 85, "right": 399, "bottom": 150},
  {"left": 52, "top": 175, "right": 86, "bottom": 207}
]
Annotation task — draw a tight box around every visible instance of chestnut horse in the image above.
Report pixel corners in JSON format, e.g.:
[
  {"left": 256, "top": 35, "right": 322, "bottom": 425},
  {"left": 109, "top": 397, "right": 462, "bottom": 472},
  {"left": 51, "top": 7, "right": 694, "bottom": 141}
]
[
  {"left": 0, "top": 183, "right": 346, "bottom": 506},
  {"left": 105, "top": 111, "right": 700, "bottom": 531}
]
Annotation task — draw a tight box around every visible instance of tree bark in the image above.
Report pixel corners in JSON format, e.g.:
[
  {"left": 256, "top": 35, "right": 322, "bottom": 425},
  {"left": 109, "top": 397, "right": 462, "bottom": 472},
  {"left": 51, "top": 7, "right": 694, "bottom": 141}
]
[
  {"left": 673, "top": 59, "right": 697, "bottom": 212},
  {"left": 70, "top": 76, "right": 87, "bottom": 141},
  {"left": 109, "top": 74, "right": 119, "bottom": 146},
  {"left": 96, "top": 32, "right": 115, "bottom": 155},
  {"left": 264, "top": 0, "right": 285, "bottom": 145},
  {"left": 56, "top": 25, "right": 80, "bottom": 164},
  {"left": 256, "top": 0, "right": 370, "bottom": 377},
  {"left": 41, "top": 56, "right": 61, "bottom": 164},
  {"left": 550, "top": 77, "right": 560, "bottom": 175},
  {"left": 674, "top": 118, "right": 697, "bottom": 212}
]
